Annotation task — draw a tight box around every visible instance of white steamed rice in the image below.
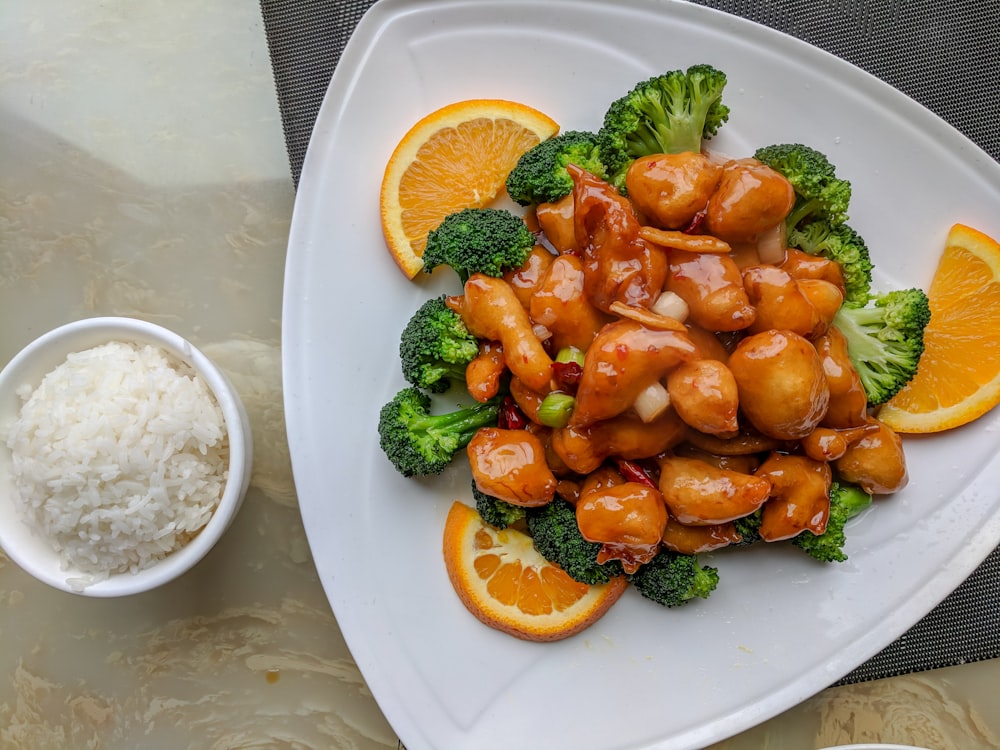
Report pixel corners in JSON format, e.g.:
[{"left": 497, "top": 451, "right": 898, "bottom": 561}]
[{"left": 6, "top": 341, "right": 229, "bottom": 585}]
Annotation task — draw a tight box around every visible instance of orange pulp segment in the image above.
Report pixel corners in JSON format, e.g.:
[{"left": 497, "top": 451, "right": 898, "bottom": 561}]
[
  {"left": 879, "top": 223, "right": 1000, "bottom": 432},
  {"left": 441, "top": 501, "right": 627, "bottom": 642},
  {"left": 379, "top": 99, "right": 559, "bottom": 279}
]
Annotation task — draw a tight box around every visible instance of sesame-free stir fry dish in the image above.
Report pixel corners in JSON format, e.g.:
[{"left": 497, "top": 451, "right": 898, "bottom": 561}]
[{"left": 376, "top": 64, "right": 932, "bottom": 641}]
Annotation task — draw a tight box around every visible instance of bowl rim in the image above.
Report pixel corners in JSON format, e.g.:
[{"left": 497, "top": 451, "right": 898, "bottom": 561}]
[{"left": 0, "top": 315, "right": 253, "bottom": 597}]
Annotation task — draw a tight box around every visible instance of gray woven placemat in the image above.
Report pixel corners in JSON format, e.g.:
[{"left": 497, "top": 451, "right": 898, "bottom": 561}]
[{"left": 260, "top": 0, "right": 1000, "bottom": 685}]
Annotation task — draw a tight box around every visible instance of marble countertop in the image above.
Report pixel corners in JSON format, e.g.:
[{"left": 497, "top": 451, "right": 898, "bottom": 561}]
[{"left": 1, "top": 1, "right": 997, "bottom": 748}]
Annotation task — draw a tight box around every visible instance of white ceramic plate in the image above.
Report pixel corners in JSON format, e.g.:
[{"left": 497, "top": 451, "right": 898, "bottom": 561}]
[{"left": 282, "top": 0, "right": 1000, "bottom": 747}]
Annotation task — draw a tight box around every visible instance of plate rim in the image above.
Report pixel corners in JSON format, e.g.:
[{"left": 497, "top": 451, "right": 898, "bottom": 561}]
[{"left": 282, "top": 0, "right": 1000, "bottom": 747}]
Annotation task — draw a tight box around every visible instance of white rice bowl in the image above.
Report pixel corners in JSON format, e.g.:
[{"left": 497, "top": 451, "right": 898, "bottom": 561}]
[
  {"left": 0, "top": 317, "right": 252, "bottom": 596},
  {"left": 7, "top": 341, "right": 228, "bottom": 585}
]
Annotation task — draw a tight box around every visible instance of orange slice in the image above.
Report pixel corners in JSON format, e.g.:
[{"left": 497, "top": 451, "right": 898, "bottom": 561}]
[
  {"left": 879, "top": 223, "right": 1000, "bottom": 432},
  {"left": 380, "top": 99, "right": 559, "bottom": 279},
  {"left": 442, "top": 501, "right": 627, "bottom": 642}
]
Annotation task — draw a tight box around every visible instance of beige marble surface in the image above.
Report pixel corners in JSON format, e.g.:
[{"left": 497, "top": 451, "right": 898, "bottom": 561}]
[{"left": 1, "top": 1, "right": 997, "bottom": 748}]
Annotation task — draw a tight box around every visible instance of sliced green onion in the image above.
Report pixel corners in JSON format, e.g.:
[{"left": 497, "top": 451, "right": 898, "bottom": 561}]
[
  {"left": 537, "top": 392, "right": 576, "bottom": 428},
  {"left": 555, "top": 346, "right": 585, "bottom": 367}
]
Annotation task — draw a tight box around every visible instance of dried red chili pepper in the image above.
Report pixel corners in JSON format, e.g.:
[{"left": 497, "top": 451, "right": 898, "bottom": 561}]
[
  {"left": 498, "top": 395, "right": 528, "bottom": 430},
  {"left": 616, "top": 458, "right": 658, "bottom": 489},
  {"left": 551, "top": 360, "right": 583, "bottom": 393},
  {"left": 683, "top": 209, "right": 708, "bottom": 235}
]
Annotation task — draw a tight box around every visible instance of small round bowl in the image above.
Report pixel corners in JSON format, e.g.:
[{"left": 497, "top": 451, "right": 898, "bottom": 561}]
[{"left": 0, "top": 317, "right": 253, "bottom": 597}]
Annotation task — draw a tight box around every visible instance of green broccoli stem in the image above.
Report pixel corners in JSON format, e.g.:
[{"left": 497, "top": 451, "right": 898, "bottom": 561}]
[
  {"left": 653, "top": 119, "right": 699, "bottom": 155},
  {"left": 838, "top": 489, "right": 873, "bottom": 518},
  {"left": 644, "top": 113, "right": 673, "bottom": 152},
  {"left": 413, "top": 401, "right": 500, "bottom": 446},
  {"left": 785, "top": 197, "right": 820, "bottom": 230},
  {"left": 434, "top": 362, "right": 471, "bottom": 383},
  {"left": 837, "top": 304, "right": 883, "bottom": 327},
  {"left": 833, "top": 307, "right": 904, "bottom": 368},
  {"left": 630, "top": 127, "right": 698, "bottom": 159}
]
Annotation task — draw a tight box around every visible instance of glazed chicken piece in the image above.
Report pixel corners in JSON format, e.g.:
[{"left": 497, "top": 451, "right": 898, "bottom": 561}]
[
  {"left": 683, "top": 323, "right": 733, "bottom": 362},
  {"left": 835, "top": 417, "right": 909, "bottom": 494},
  {"left": 638, "top": 226, "right": 732, "bottom": 254},
  {"left": 576, "top": 482, "right": 668, "bottom": 573},
  {"left": 665, "top": 359, "right": 740, "bottom": 437},
  {"left": 570, "top": 319, "right": 699, "bottom": 427},
  {"left": 797, "top": 278, "right": 846, "bottom": 330},
  {"left": 742, "top": 264, "right": 843, "bottom": 338},
  {"left": 660, "top": 518, "right": 741, "bottom": 555},
  {"left": 658, "top": 455, "right": 772, "bottom": 525},
  {"left": 665, "top": 249, "right": 757, "bottom": 332},
  {"left": 524, "top": 422, "right": 573, "bottom": 478},
  {"left": 780, "top": 247, "right": 846, "bottom": 290},
  {"left": 449, "top": 274, "right": 553, "bottom": 393},
  {"left": 755, "top": 452, "right": 833, "bottom": 542},
  {"left": 466, "top": 427, "right": 557, "bottom": 507},
  {"left": 578, "top": 464, "right": 629, "bottom": 497},
  {"left": 727, "top": 329, "right": 830, "bottom": 440},
  {"left": 554, "top": 478, "right": 583, "bottom": 506},
  {"left": 569, "top": 164, "right": 668, "bottom": 312},
  {"left": 800, "top": 423, "right": 879, "bottom": 462},
  {"left": 508, "top": 375, "right": 546, "bottom": 424},
  {"left": 551, "top": 408, "right": 688, "bottom": 475},
  {"left": 704, "top": 158, "right": 795, "bottom": 243},
  {"left": 672, "top": 442, "right": 763, "bottom": 475},
  {"left": 624, "top": 152, "right": 723, "bottom": 230},
  {"left": 504, "top": 245, "right": 556, "bottom": 309},
  {"left": 682, "top": 426, "right": 786, "bottom": 457},
  {"left": 535, "top": 194, "right": 579, "bottom": 255},
  {"left": 814, "top": 325, "right": 869, "bottom": 428},
  {"left": 465, "top": 340, "right": 506, "bottom": 403},
  {"left": 529, "top": 254, "right": 612, "bottom": 353}
]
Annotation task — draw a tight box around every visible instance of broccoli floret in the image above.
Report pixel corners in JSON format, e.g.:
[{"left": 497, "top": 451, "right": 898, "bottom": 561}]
[
  {"left": 377, "top": 387, "right": 500, "bottom": 477},
  {"left": 505, "top": 130, "right": 607, "bottom": 206},
  {"left": 753, "top": 143, "right": 852, "bottom": 229},
  {"left": 787, "top": 219, "right": 874, "bottom": 308},
  {"left": 422, "top": 207, "right": 535, "bottom": 284},
  {"left": 472, "top": 482, "right": 527, "bottom": 530},
  {"left": 526, "top": 498, "right": 625, "bottom": 585},
  {"left": 399, "top": 295, "right": 478, "bottom": 394},
  {"left": 793, "top": 481, "right": 873, "bottom": 563},
  {"left": 598, "top": 64, "right": 730, "bottom": 190},
  {"left": 833, "top": 288, "right": 931, "bottom": 405},
  {"left": 732, "top": 509, "right": 763, "bottom": 546},
  {"left": 628, "top": 550, "right": 720, "bottom": 608}
]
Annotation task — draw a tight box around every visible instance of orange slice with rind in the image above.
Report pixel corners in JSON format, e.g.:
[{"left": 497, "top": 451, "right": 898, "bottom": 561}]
[
  {"left": 879, "top": 223, "right": 1000, "bottom": 433},
  {"left": 442, "top": 501, "right": 627, "bottom": 641},
  {"left": 380, "top": 99, "right": 559, "bottom": 279}
]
